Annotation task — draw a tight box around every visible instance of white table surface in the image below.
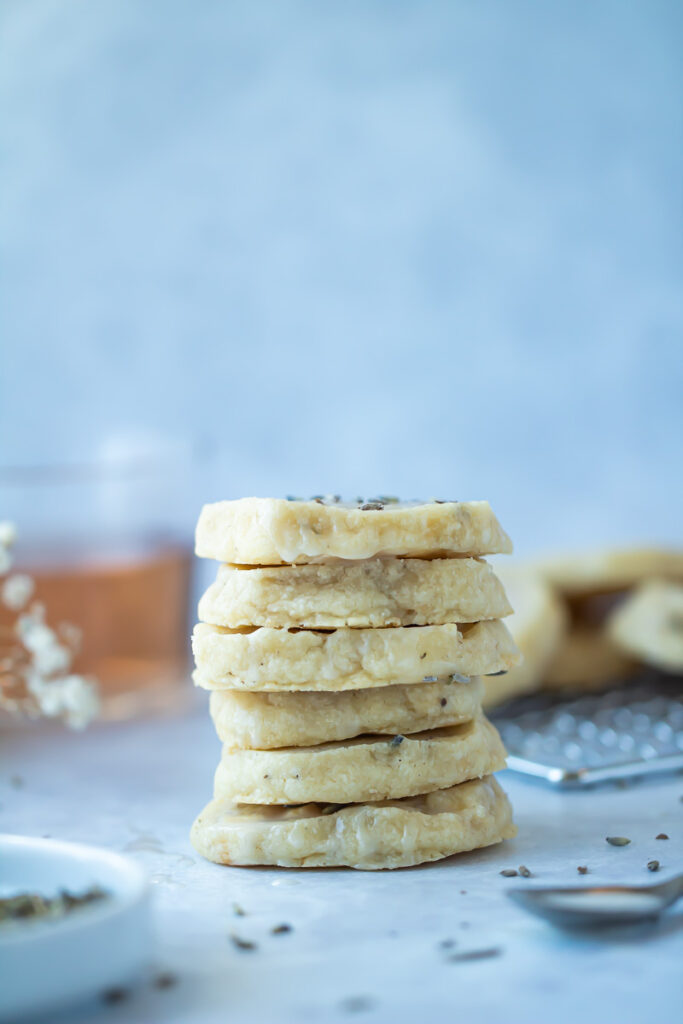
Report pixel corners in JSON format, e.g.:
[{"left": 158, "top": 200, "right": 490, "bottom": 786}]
[{"left": 2, "top": 699, "right": 682, "bottom": 1024}]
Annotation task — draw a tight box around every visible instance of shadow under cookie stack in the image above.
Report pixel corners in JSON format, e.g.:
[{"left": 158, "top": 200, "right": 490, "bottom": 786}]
[{"left": 190, "top": 497, "right": 520, "bottom": 870}]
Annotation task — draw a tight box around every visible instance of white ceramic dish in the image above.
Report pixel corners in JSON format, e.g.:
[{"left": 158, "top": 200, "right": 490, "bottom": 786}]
[{"left": 0, "top": 834, "right": 151, "bottom": 1020}]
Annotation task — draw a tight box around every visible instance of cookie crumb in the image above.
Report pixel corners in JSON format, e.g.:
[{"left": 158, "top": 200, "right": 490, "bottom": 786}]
[{"left": 655, "top": 833, "right": 669, "bottom": 840}]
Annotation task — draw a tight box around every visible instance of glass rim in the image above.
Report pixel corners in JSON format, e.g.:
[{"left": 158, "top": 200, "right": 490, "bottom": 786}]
[{"left": 0, "top": 438, "right": 212, "bottom": 486}]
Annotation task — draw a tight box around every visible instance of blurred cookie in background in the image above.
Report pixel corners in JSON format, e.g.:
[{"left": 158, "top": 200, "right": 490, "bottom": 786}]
[
  {"left": 542, "top": 626, "right": 636, "bottom": 690},
  {"left": 482, "top": 566, "right": 566, "bottom": 707},
  {"left": 538, "top": 547, "right": 683, "bottom": 691},
  {"left": 608, "top": 579, "right": 683, "bottom": 675},
  {"left": 486, "top": 547, "right": 683, "bottom": 707},
  {"left": 536, "top": 548, "right": 683, "bottom": 597}
]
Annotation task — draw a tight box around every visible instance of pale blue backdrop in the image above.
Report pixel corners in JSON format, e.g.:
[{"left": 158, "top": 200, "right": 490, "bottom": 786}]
[{"left": 1, "top": 0, "right": 681, "bottom": 553}]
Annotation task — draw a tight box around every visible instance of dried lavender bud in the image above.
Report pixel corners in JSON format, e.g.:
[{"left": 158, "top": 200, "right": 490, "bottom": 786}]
[
  {"left": 271, "top": 923, "right": 292, "bottom": 935},
  {"left": 102, "top": 988, "right": 129, "bottom": 1005},
  {"left": 447, "top": 948, "right": 502, "bottom": 963},
  {"left": 0, "top": 885, "right": 109, "bottom": 925},
  {"left": 647, "top": 860, "right": 660, "bottom": 872},
  {"left": 500, "top": 869, "right": 518, "bottom": 877},
  {"left": 230, "top": 933, "right": 257, "bottom": 951},
  {"left": 518, "top": 865, "right": 531, "bottom": 878},
  {"left": 606, "top": 836, "right": 631, "bottom": 846},
  {"left": 577, "top": 866, "right": 588, "bottom": 875},
  {"left": 655, "top": 833, "right": 669, "bottom": 840},
  {"left": 390, "top": 735, "right": 404, "bottom": 748},
  {"left": 154, "top": 972, "right": 178, "bottom": 990}
]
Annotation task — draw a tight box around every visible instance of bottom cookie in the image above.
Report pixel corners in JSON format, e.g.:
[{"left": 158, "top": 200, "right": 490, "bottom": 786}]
[{"left": 190, "top": 775, "right": 516, "bottom": 870}]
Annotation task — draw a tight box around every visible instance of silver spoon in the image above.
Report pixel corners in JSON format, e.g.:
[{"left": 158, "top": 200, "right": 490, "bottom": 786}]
[{"left": 507, "top": 873, "right": 683, "bottom": 928}]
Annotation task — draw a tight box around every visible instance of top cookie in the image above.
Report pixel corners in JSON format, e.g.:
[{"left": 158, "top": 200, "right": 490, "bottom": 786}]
[{"left": 195, "top": 498, "right": 513, "bottom": 565}]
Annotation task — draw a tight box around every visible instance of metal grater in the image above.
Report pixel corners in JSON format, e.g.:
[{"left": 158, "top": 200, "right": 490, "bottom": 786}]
[{"left": 491, "top": 674, "right": 683, "bottom": 787}]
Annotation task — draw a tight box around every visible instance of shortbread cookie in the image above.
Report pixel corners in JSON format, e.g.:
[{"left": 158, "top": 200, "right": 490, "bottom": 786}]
[
  {"left": 213, "top": 716, "right": 506, "bottom": 804},
  {"left": 543, "top": 628, "right": 635, "bottom": 689},
  {"left": 608, "top": 580, "right": 683, "bottom": 673},
  {"left": 192, "top": 619, "right": 520, "bottom": 692},
  {"left": 195, "top": 498, "right": 513, "bottom": 564},
  {"left": 198, "top": 557, "right": 512, "bottom": 629},
  {"left": 482, "top": 567, "right": 567, "bottom": 707},
  {"left": 526, "top": 547, "right": 683, "bottom": 691},
  {"left": 537, "top": 547, "right": 683, "bottom": 597},
  {"left": 191, "top": 775, "right": 516, "bottom": 869},
  {"left": 209, "top": 677, "right": 483, "bottom": 749}
]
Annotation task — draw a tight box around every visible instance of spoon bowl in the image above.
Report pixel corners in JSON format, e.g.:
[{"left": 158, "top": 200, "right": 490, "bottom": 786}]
[{"left": 507, "top": 873, "right": 683, "bottom": 929}]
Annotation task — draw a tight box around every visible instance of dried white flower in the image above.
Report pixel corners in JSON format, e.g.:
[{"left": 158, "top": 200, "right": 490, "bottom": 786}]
[
  {"left": 35, "top": 642, "right": 71, "bottom": 677},
  {"left": 17, "top": 616, "right": 70, "bottom": 676},
  {"left": 0, "top": 547, "right": 12, "bottom": 575},
  {"left": 0, "top": 524, "right": 98, "bottom": 733},
  {"left": 60, "top": 676, "right": 100, "bottom": 729},
  {"left": 57, "top": 621, "right": 82, "bottom": 653},
  {"left": 17, "top": 615, "right": 53, "bottom": 650},
  {"left": 2, "top": 573, "right": 34, "bottom": 611},
  {"left": 0, "top": 523, "right": 99, "bottom": 729},
  {"left": 0, "top": 521, "right": 16, "bottom": 549},
  {"left": 25, "top": 671, "right": 99, "bottom": 729}
]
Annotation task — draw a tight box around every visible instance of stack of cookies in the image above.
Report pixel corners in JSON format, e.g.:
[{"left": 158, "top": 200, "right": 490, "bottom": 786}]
[{"left": 190, "top": 497, "right": 520, "bottom": 870}]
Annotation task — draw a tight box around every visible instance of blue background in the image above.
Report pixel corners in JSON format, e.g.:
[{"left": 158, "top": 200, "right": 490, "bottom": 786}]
[{"left": 1, "top": 0, "right": 681, "bottom": 553}]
